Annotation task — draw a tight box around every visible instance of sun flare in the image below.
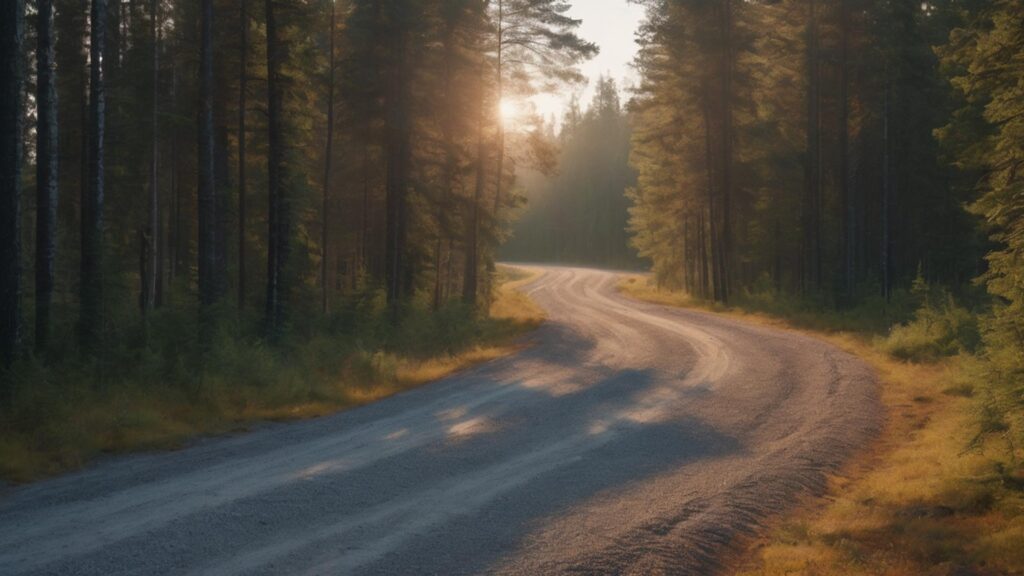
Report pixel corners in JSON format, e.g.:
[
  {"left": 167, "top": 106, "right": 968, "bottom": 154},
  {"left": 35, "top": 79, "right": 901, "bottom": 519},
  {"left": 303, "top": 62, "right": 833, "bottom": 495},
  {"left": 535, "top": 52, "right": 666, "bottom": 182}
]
[{"left": 499, "top": 99, "right": 518, "bottom": 125}]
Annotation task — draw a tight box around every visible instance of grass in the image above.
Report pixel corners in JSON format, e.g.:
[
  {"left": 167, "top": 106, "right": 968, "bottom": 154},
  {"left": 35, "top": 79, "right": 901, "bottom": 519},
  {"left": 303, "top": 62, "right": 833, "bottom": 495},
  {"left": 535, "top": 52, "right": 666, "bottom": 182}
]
[
  {"left": 0, "top": 266, "right": 545, "bottom": 484},
  {"left": 619, "top": 275, "right": 1024, "bottom": 576}
]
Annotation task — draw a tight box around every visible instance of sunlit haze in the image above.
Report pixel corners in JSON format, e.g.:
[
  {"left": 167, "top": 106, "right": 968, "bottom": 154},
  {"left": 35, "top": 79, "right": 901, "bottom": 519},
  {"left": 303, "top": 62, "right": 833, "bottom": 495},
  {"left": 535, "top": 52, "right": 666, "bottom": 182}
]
[{"left": 529, "top": 0, "right": 646, "bottom": 125}]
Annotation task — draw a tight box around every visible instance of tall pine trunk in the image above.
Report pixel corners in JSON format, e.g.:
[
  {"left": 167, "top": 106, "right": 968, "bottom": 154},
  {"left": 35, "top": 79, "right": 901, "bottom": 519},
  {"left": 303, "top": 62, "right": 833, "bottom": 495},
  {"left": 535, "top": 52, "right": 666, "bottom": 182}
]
[
  {"left": 143, "top": 0, "right": 159, "bottom": 314},
  {"left": 238, "top": 0, "right": 248, "bottom": 308},
  {"left": 321, "top": 0, "right": 336, "bottom": 314},
  {"left": 198, "top": 0, "right": 218, "bottom": 309},
  {"left": 882, "top": 67, "right": 892, "bottom": 301},
  {"left": 492, "top": 0, "right": 504, "bottom": 216},
  {"left": 265, "top": 0, "right": 290, "bottom": 336},
  {"left": 802, "top": 0, "right": 822, "bottom": 295},
  {"left": 80, "top": 0, "right": 106, "bottom": 352},
  {"left": 36, "top": 0, "right": 58, "bottom": 353},
  {"left": 718, "top": 0, "right": 734, "bottom": 304},
  {"left": 384, "top": 14, "right": 411, "bottom": 316},
  {"left": 464, "top": 63, "right": 488, "bottom": 309},
  {"left": 1, "top": 0, "right": 25, "bottom": 367},
  {"left": 435, "top": 19, "right": 458, "bottom": 311},
  {"left": 839, "top": 0, "right": 855, "bottom": 305},
  {"left": 701, "top": 78, "right": 722, "bottom": 303},
  {"left": 464, "top": 122, "right": 485, "bottom": 308}
]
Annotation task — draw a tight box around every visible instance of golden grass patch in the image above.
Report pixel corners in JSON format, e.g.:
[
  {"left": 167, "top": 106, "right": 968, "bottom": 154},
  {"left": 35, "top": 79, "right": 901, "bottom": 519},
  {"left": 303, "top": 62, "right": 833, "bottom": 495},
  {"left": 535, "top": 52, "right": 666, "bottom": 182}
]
[{"left": 0, "top": 272, "right": 545, "bottom": 483}]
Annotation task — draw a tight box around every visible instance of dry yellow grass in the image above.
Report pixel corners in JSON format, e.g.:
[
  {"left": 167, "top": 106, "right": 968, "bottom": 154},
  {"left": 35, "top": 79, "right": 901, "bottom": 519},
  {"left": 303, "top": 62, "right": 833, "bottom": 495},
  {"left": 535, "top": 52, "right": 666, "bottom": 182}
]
[
  {"left": 490, "top": 265, "right": 546, "bottom": 325},
  {"left": 0, "top": 271, "right": 546, "bottom": 483},
  {"left": 619, "top": 275, "right": 1024, "bottom": 576}
]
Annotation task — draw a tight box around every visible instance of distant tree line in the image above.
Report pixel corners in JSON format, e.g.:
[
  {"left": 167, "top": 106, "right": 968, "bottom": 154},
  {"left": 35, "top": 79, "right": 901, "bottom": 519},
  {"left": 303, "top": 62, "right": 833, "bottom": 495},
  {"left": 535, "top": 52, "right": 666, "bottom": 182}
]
[
  {"left": 503, "top": 77, "right": 639, "bottom": 269},
  {"left": 0, "top": 0, "right": 596, "bottom": 388}
]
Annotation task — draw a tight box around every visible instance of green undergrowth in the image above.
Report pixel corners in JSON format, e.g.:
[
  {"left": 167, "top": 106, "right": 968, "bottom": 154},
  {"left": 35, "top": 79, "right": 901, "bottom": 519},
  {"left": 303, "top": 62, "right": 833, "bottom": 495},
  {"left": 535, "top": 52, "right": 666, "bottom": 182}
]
[{"left": 0, "top": 267, "right": 544, "bottom": 483}]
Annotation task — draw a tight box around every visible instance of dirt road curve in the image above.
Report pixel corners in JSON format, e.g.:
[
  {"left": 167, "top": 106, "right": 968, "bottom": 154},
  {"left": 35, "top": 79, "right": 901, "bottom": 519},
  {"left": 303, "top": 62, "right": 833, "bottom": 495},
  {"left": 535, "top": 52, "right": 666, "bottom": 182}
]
[{"left": 0, "top": 267, "right": 880, "bottom": 575}]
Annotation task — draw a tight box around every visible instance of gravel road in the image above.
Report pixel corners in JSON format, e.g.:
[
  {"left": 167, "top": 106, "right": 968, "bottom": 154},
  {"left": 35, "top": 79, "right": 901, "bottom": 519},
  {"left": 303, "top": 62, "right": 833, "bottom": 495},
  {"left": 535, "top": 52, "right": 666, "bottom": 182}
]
[{"left": 0, "top": 266, "right": 880, "bottom": 575}]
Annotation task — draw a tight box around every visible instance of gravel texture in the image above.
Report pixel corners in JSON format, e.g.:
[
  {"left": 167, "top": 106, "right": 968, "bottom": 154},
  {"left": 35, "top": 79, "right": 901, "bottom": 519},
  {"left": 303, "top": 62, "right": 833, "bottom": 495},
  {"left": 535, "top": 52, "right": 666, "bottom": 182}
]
[{"left": 0, "top": 266, "right": 881, "bottom": 575}]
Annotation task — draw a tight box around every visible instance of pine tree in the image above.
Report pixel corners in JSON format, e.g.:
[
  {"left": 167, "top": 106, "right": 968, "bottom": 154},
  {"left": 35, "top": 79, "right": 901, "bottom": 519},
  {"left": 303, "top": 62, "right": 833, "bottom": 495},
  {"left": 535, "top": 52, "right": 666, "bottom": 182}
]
[
  {"left": 36, "top": 0, "right": 59, "bottom": 352},
  {"left": 80, "top": 0, "right": 107, "bottom": 352},
  {"left": 940, "top": 0, "right": 1024, "bottom": 388},
  {"left": 198, "top": 0, "right": 218, "bottom": 310},
  {"left": 1, "top": 0, "right": 25, "bottom": 367}
]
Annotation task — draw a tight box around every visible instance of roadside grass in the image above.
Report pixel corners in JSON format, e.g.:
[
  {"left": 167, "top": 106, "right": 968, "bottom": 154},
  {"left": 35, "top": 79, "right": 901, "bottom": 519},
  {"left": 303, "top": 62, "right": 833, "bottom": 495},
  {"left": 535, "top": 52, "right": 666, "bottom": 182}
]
[
  {"left": 0, "top": 266, "right": 544, "bottom": 484},
  {"left": 619, "top": 275, "right": 1024, "bottom": 575}
]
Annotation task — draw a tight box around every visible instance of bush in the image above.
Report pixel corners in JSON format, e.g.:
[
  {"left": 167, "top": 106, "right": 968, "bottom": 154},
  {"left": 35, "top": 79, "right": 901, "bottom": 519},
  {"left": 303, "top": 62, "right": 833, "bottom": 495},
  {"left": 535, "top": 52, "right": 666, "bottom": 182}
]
[{"left": 880, "top": 274, "right": 981, "bottom": 362}]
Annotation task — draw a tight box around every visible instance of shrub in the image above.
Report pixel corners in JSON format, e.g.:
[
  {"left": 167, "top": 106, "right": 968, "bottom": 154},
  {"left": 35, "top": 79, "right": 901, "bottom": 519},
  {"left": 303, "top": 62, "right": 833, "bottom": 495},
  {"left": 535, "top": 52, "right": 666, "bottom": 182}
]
[{"left": 881, "top": 274, "right": 981, "bottom": 362}]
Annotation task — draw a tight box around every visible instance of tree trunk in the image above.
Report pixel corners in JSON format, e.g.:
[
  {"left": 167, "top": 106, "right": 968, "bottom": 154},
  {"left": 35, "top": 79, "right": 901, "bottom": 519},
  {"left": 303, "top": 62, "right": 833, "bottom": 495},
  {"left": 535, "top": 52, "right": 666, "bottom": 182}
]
[
  {"left": 464, "top": 106, "right": 486, "bottom": 308},
  {"left": 384, "top": 15, "right": 411, "bottom": 316},
  {"left": 359, "top": 142, "right": 370, "bottom": 279},
  {"left": 198, "top": 0, "right": 218, "bottom": 309},
  {"left": 718, "top": 0, "right": 734, "bottom": 304},
  {"left": 80, "top": 0, "right": 106, "bottom": 352},
  {"left": 435, "top": 17, "right": 458, "bottom": 311},
  {"left": 35, "top": 0, "right": 58, "bottom": 354},
  {"left": 322, "top": 0, "right": 336, "bottom": 314},
  {"left": 1, "top": 0, "right": 25, "bottom": 367},
  {"left": 264, "top": 0, "right": 290, "bottom": 336},
  {"left": 802, "top": 0, "right": 822, "bottom": 295},
  {"left": 839, "top": 0, "right": 854, "bottom": 305},
  {"left": 143, "top": 0, "right": 159, "bottom": 314},
  {"left": 882, "top": 67, "right": 892, "bottom": 301},
  {"left": 237, "top": 0, "right": 248, "bottom": 308},
  {"left": 701, "top": 79, "right": 722, "bottom": 303},
  {"left": 493, "top": 0, "right": 505, "bottom": 216}
]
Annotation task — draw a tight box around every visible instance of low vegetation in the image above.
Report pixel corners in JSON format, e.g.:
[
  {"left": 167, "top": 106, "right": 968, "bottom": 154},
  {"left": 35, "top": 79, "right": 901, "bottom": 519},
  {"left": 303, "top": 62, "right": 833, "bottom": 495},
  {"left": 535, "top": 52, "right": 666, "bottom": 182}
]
[
  {"left": 0, "top": 267, "right": 543, "bottom": 484},
  {"left": 619, "top": 275, "right": 1024, "bottom": 575}
]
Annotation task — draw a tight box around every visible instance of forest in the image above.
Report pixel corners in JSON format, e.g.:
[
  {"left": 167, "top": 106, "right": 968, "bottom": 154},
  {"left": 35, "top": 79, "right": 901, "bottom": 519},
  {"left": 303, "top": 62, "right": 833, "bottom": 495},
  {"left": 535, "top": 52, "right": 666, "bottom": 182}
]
[
  {"left": 1, "top": 0, "right": 1024, "bottom": 571},
  {"left": 501, "top": 76, "right": 639, "bottom": 269},
  {"left": 0, "top": 0, "right": 594, "bottom": 477},
  {"left": 622, "top": 0, "right": 1022, "bottom": 437}
]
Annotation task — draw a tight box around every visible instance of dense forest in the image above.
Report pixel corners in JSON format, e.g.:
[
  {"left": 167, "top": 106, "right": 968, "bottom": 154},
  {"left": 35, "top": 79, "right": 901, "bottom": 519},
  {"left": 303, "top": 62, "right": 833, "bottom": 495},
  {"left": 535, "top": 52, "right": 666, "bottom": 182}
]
[
  {"left": 0, "top": 0, "right": 595, "bottom": 365},
  {"left": 625, "top": 0, "right": 1022, "bottom": 397}
]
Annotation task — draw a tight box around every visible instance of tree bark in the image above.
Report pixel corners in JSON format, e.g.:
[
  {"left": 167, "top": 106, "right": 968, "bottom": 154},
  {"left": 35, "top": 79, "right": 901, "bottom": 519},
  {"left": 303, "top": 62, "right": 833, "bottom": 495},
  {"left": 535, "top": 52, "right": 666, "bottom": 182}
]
[
  {"left": 384, "top": 13, "right": 411, "bottom": 316},
  {"left": 839, "top": 0, "right": 855, "bottom": 305},
  {"left": 493, "top": 0, "right": 505, "bottom": 216},
  {"left": 143, "top": 0, "right": 159, "bottom": 314},
  {"left": 322, "top": 0, "right": 336, "bottom": 314},
  {"left": 718, "top": 0, "right": 734, "bottom": 304},
  {"left": 236, "top": 0, "right": 246, "bottom": 307},
  {"left": 464, "top": 124, "right": 485, "bottom": 308},
  {"left": 80, "top": 0, "right": 106, "bottom": 352},
  {"left": 701, "top": 78, "right": 722, "bottom": 303},
  {"left": 35, "top": 0, "right": 58, "bottom": 354},
  {"left": 198, "top": 0, "right": 218, "bottom": 309},
  {"left": 882, "top": 67, "right": 892, "bottom": 301},
  {"left": 1, "top": 0, "right": 25, "bottom": 367},
  {"left": 802, "top": 0, "right": 822, "bottom": 295},
  {"left": 264, "top": 0, "right": 290, "bottom": 336}
]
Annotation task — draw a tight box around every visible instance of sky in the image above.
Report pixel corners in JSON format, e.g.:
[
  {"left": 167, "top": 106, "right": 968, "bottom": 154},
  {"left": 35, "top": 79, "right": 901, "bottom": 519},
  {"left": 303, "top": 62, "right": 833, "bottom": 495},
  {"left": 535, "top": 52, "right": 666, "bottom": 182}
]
[{"left": 528, "top": 0, "right": 647, "bottom": 124}]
